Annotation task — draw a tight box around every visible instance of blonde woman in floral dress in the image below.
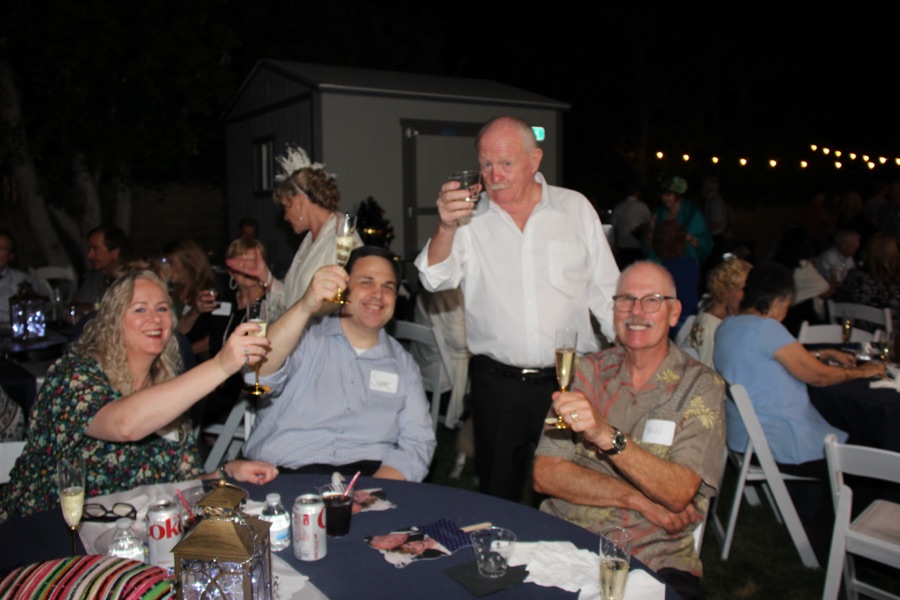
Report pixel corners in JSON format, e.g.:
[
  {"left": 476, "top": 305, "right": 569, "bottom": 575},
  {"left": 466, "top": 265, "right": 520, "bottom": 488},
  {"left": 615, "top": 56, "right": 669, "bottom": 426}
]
[{"left": 0, "top": 271, "right": 277, "bottom": 523}]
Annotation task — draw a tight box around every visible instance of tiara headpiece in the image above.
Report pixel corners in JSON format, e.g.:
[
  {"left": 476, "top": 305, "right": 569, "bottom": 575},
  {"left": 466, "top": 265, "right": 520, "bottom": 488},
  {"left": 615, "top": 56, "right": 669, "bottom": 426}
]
[{"left": 273, "top": 144, "right": 335, "bottom": 186}]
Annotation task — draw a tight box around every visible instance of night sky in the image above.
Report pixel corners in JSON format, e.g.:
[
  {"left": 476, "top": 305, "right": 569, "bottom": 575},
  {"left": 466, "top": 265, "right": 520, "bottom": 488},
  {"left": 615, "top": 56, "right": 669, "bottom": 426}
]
[{"left": 4, "top": 2, "right": 897, "bottom": 207}]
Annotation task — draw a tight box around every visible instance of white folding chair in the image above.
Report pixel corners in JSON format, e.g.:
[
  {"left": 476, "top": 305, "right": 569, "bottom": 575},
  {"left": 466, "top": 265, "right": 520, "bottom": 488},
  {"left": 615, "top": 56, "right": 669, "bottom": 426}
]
[
  {"left": 674, "top": 314, "right": 696, "bottom": 349},
  {"left": 828, "top": 301, "right": 893, "bottom": 340},
  {"left": 823, "top": 434, "right": 900, "bottom": 600},
  {"left": 0, "top": 441, "right": 26, "bottom": 485},
  {"left": 202, "top": 399, "right": 253, "bottom": 473},
  {"left": 389, "top": 320, "right": 446, "bottom": 432},
  {"left": 710, "top": 384, "right": 820, "bottom": 568},
  {"left": 797, "top": 321, "right": 881, "bottom": 344}
]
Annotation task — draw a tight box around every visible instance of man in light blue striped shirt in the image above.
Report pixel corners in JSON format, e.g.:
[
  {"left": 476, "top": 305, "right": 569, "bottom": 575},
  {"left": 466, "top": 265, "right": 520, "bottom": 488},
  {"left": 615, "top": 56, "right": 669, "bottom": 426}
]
[{"left": 243, "top": 247, "right": 436, "bottom": 481}]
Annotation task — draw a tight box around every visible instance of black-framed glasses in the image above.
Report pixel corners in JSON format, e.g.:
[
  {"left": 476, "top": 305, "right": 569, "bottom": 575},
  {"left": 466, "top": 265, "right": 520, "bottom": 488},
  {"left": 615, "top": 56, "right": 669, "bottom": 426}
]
[
  {"left": 612, "top": 294, "right": 676, "bottom": 313},
  {"left": 82, "top": 502, "right": 137, "bottom": 522}
]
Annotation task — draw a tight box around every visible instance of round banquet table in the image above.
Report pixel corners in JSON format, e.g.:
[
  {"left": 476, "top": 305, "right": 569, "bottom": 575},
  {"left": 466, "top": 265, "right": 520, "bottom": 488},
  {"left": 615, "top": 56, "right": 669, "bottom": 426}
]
[
  {"left": 0, "top": 474, "right": 684, "bottom": 599},
  {"left": 809, "top": 378, "right": 900, "bottom": 452}
]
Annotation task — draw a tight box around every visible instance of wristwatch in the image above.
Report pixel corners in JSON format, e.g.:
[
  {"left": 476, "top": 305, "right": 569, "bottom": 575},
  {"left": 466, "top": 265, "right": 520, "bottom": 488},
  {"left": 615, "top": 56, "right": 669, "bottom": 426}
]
[{"left": 597, "top": 428, "right": 627, "bottom": 456}]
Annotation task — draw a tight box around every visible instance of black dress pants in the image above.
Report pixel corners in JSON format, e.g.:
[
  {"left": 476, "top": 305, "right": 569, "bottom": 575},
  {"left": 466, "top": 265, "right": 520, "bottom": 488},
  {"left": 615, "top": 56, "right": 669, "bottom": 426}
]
[{"left": 470, "top": 356, "right": 557, "bottom": 502}]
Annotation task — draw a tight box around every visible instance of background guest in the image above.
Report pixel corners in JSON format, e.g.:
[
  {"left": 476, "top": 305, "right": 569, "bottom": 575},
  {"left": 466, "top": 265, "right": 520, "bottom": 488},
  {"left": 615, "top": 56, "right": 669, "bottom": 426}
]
[
  {"left": 73, "top": 225, "right": 131, "bottom": 308},
  {"left": 611, "top": 186, "right": 651, "bottom": 268},
  {"left": 653, "top": 220, "right": 698, "bottom": 337},
  {"left": 226, "top": 145, "right": 361, "bottom": 321},
  {"left": 832, "top": 232, "right": 900, "bottom": 336},
  {"left": 680, "top": 257, "right": 752, "bottom": 366},
  {"left": 644, "top": 176, "right": 712, "bottom": 265},
  {"left": 0, "top": 229, "right": 38, "bottom": 329},
  {"left": 164, "top": 240, "right": 218, "bottom": 359}
]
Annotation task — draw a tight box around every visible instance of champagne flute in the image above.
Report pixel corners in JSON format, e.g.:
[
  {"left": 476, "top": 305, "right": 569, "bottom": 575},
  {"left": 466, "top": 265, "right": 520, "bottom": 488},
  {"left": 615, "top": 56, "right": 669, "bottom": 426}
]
[
  {"left": 242, "top": 298, "right": 270, "bottom": 396},
  {"left": 547, "top": 328, "right": 577, "bottom": 429},
  {"left": 449, "top": 170, "right": 482, "bottom": 204},
  {"left": 330, "top": 213, "right": 357, "bottom": 304},
  {"left": 599, "top": 526, "right": 633, "bottom": 600},
  {"left": 57, "top": 458, "right": 85, "bottom": 555},
  {"left": 841, "top": 316, "right": 853, "bottom": 344}
]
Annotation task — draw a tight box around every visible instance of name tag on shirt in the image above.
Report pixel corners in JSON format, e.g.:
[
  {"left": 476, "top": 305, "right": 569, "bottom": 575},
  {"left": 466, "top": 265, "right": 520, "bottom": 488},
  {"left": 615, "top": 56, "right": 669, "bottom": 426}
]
[
  {"left": 369, "top": 370, "right": 399, "bottom": 394},
  {"left": 642, "top": 419, "right": 676, "bottom": 446}
]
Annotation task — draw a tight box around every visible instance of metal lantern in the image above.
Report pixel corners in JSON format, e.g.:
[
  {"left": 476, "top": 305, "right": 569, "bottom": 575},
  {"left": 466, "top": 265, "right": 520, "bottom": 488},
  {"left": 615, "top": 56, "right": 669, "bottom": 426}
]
[
  {"left": 173, "top": 482, "right": 272, "bottom": 600},
  {"left": 9, "top": 282, "right": 46, "bottom": 340}
]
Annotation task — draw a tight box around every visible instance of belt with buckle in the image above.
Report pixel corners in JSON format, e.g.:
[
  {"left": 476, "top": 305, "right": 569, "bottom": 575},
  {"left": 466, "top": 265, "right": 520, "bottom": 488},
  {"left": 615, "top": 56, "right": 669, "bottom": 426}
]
[{"left": 474, "top": 355, "right": 556, "bottom": 384}]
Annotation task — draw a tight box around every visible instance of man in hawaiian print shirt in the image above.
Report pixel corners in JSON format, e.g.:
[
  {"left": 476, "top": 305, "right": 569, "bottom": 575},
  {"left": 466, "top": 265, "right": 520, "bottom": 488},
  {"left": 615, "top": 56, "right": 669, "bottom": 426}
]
[{"left": 534, "top": 261, "right": 725, "bottom": 600}]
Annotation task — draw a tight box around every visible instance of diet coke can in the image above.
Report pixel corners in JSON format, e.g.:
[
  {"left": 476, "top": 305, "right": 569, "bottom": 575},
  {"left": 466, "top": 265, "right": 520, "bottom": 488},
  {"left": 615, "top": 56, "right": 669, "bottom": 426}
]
[
  {"left": 147, "top": 500, "right": 183, "bottom": 567},
  {"left": 293, "top": 494, "right": 327, "bottom": 561}
]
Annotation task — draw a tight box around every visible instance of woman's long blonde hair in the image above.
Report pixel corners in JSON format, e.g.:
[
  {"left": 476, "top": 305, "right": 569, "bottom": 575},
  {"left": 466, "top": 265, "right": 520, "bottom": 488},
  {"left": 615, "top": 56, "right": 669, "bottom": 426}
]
[{"left": 72, "top": 271, "right": 182, "bottom": 395}]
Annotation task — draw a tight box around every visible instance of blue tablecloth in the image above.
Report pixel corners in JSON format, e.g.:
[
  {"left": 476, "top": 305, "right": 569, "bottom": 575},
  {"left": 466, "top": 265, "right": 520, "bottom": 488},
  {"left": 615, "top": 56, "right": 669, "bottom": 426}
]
[{"left": 0, "top": 475, "right": 684, "bottom": 599}]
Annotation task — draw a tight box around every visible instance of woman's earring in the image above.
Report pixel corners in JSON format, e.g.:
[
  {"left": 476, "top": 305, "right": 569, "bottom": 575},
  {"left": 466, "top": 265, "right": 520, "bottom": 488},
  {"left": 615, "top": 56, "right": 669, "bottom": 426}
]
[{"left": 229, "top": 275, "right": 238, "bottom": 290}]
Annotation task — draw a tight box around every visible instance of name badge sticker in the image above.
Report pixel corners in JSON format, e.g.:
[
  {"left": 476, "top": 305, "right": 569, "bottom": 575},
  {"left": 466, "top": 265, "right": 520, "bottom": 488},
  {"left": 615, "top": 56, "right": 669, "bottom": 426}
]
[
  {"left": 369, "top": 370, "right": 399, "bottom": 394},
  {"left": 642, "top": 419, "right": 676, "bottom": 446}
]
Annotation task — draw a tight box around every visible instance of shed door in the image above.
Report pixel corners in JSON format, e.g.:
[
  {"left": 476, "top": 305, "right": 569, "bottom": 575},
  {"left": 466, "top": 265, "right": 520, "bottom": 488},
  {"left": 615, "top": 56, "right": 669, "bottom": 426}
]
[{"left": 401, "top": 119, "right": 484, "bottom": 266}]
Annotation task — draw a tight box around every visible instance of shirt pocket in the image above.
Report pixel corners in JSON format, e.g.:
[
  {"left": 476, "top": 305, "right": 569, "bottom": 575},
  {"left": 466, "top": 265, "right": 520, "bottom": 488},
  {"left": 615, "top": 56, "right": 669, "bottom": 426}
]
[{"left": 547, "top": 241, "right": 589, "bottom": 296}]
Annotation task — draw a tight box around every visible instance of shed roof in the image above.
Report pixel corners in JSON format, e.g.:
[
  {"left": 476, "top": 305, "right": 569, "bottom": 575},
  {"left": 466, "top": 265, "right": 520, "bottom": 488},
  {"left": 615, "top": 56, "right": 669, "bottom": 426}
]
[{"left": 228, "top": 59, "right": 569, "bottom": 114}]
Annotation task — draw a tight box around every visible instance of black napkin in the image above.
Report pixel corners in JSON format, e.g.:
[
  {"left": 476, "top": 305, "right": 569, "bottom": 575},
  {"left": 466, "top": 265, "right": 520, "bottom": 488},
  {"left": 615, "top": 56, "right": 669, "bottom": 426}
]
[{"left": 444, "top": 560, "right": 528, "bottom": 597}]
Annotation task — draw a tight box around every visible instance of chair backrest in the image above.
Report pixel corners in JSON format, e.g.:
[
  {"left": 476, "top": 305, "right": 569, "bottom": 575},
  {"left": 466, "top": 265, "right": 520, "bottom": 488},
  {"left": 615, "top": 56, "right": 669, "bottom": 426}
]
[
  {"left": 32, "top": 266, "right": 78, "bottom": 302},
  {"left": 727, "top": 383, "right": 819, "bottom": 567},
  {"left": 824, "top": 433, "right": 900, "bottom": 509},
  {"left": 0, "top": 441, "right": 26, "bottom": 485},
  {"left": 827, "top": 301, "right": 893, "bottom": 337},
  {"left": 389, "top": 320, "right": 444, "bottom": 431},
  {"left": 797, "top": 321, "right": 879, "bottom": 344},
  {"left": 674, "top": 314, "right": 696, "bottom": 349}
]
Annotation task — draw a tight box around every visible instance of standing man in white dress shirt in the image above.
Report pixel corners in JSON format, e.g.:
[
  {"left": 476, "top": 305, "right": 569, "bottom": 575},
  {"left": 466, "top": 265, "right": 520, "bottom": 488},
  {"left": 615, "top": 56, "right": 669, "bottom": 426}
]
[{"left": 414, "top": 116, "right": 619, "bottom": 501}]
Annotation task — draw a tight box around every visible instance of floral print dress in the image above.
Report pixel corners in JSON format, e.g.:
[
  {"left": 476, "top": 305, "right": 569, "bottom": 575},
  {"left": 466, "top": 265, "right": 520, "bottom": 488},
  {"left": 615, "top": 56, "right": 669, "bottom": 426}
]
[{"left": 0, "top": 352, "right": 201, "bottom": 523}]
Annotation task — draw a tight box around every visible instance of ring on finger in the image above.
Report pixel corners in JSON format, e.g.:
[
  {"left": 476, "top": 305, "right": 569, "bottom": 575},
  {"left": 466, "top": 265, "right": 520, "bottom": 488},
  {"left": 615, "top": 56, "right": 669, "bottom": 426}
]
[
  {"left": 243, "top": 347, "right": 249, "bottom": 355},
  {"left": 570, "top": 411, "right": 579, "bottom": 422}
]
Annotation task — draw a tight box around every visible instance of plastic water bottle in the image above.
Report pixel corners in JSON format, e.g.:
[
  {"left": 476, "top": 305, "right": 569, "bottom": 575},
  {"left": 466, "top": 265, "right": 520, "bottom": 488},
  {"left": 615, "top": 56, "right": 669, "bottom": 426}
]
[
  {"left": 107, "top": 517, "right": 145, "bottom": 562},
  {"left": 260, "top": 493, "right": 291, "bottom": 551}
]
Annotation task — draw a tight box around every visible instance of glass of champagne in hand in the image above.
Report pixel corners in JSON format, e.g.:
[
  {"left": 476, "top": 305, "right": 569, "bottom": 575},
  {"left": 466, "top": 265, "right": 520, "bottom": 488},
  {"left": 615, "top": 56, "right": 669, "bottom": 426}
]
[
  {"left": 449, "top": 170, "right": 482, "bottom": 204},
  {"left": 243, "top": 298, "right": 270, "bottom": 396},
  {"left": 57, "top": 458, "right": 85, "bottom": 555},
  {"left": 330, "top": 213, "right": 357, "bottom": 304},
  {"left": 550, "top": 328, "right": 578, "bottom": 429}
]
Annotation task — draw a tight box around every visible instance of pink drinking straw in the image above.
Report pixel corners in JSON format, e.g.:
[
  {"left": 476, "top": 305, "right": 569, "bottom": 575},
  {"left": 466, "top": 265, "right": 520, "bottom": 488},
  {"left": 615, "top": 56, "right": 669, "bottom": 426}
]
[
  {"left": 342, "top": 471, "right": 362, "bottom": 499},
  {"left": 176, "top": 489, "right": 192, "bottom": 516}
]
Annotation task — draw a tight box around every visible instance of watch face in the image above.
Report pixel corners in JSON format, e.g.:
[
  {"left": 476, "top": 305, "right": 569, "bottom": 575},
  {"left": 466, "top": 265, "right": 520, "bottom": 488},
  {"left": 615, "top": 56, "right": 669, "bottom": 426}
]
[{"left": 612, "top": 431, "right": 627, "bottom": 452}]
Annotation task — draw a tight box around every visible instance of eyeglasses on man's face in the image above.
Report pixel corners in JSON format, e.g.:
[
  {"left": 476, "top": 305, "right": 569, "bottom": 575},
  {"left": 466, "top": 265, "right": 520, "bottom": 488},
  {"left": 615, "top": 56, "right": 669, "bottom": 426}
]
[{"left": 612, "top": 294, "right": 676, "bottom": 313}]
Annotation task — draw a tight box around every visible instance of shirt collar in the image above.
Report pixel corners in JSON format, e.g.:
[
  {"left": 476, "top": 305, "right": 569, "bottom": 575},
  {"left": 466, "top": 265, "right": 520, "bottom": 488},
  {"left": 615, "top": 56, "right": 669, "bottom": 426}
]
[{"left": 321, "top": 313, "right": 390, "bottom": 359}]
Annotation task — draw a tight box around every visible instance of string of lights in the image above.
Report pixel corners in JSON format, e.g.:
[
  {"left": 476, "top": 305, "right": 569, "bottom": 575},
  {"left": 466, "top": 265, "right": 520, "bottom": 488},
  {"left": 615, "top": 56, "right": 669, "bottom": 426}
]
[{"left": 652, "top": 146, "right": 900, "bottom": 171}]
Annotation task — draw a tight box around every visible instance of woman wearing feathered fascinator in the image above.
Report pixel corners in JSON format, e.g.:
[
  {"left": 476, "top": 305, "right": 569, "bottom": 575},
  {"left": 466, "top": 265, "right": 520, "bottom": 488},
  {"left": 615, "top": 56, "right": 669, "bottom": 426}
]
[{"left": 226, "top": 145, "right": 362, "bottom": 320}]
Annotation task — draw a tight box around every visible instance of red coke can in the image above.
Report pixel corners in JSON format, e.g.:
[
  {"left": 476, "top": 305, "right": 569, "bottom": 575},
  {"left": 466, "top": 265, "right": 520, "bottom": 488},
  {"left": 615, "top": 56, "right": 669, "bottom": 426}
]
[
  {"left": 293, "top": 494, "right": 327, "bottom": 561},
  {"left": 147, "top": 500, "right": 183, "bottom": 567}
]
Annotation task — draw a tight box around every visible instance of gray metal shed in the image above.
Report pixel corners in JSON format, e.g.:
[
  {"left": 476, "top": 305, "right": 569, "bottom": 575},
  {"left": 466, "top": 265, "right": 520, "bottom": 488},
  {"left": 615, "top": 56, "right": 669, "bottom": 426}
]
[{"left": 224, "top": 60, "right": 569, "bottom": 274}]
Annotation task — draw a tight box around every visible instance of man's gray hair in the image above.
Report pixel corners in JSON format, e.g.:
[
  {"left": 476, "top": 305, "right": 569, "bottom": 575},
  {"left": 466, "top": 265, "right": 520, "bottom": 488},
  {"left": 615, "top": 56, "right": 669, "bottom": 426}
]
[
  {"left": 476, "top": 116, "right": 538, "bottom": 152},
  {"left": 617, "top": 261, "right": 677, "bottom": 298}
]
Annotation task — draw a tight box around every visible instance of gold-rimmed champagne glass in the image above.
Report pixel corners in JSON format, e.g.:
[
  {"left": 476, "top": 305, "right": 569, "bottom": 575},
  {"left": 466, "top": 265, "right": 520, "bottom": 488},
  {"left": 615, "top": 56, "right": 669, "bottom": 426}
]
[
  {"left": 57, "top": 458, "right": 85, "bottom": 555},
  {"left": 330, "top": 213, "right": 357, "bottom": 304},
  {"left": 242, "top": 298, "right": 270, "bottom": 396},
  {"left": 549, "top": 328, "right": 577, "bottom": 429},
  {"left": 841, "top": 316, "right": 853, "bottom": 344}
]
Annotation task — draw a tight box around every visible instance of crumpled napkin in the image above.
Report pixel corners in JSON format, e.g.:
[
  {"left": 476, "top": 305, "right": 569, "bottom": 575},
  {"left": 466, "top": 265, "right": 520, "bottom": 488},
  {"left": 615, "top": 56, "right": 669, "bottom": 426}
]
[
  {"left": 80, "top": 479, "right": 203, "bottom": 554},
  {"left": 871, "top": 365, "right": 900, "bottom": 391},
  {"left": 508, "top": 541, "right": 664, "bottom": 600}
]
